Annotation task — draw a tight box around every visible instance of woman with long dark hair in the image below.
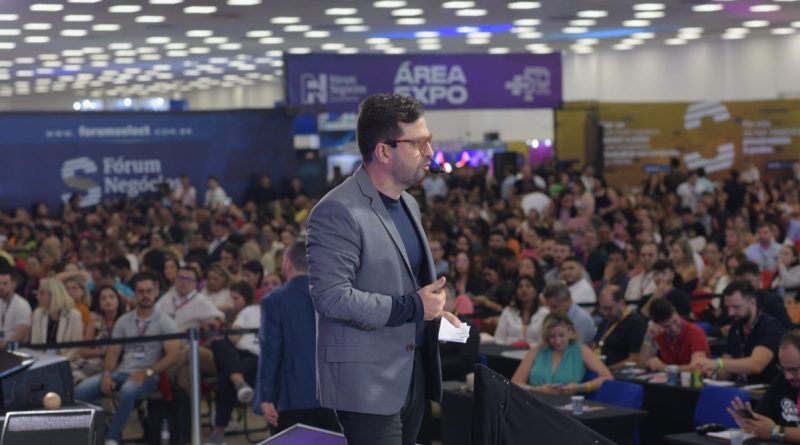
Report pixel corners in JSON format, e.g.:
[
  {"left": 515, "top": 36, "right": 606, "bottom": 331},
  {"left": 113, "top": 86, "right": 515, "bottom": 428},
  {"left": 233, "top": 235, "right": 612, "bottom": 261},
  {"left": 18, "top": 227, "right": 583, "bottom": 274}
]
[{"left": 493, "top": 276, "right": 549, "bottom": 346}]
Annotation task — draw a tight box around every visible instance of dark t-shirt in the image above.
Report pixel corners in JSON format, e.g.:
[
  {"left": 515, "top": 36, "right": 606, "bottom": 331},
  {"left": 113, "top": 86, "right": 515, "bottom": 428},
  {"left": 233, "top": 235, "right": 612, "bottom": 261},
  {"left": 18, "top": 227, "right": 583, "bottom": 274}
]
[
  {"left": 756, "top": 374, "right": 800, "bottom": 427},
  {"left": 725, "top": 313, "right": 786, "bottom": 384},
  {"left": 594, "top": 312, "right": 647, "bottom": 367}
]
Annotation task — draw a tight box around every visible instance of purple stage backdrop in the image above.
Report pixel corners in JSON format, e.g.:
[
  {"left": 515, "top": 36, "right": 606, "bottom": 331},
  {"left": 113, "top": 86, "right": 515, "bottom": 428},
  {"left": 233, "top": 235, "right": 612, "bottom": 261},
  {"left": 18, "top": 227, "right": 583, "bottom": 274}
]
[{"left": 285, "top": 53, "right": 562, "bottom": 112}]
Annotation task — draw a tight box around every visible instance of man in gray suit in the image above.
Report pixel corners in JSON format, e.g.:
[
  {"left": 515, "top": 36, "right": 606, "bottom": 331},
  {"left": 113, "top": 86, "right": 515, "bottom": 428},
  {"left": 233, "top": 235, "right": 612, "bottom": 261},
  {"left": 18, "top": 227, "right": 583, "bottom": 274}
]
[{"left": 307, "top": 93, "right": 461, "bottom": 445}]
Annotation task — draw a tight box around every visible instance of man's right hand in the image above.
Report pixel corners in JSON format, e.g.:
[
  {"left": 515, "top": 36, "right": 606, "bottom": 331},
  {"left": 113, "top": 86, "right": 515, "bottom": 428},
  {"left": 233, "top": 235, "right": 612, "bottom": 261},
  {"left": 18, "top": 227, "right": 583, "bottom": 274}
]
[
  {"left": 261, "top": 402, "right": 279, "bottom": 427},
  {"left": 418, "top": 276, "right": 447, "bottom": 321},
  {"left": 101, "top": 374, "right": 114, "bottom": 396}
]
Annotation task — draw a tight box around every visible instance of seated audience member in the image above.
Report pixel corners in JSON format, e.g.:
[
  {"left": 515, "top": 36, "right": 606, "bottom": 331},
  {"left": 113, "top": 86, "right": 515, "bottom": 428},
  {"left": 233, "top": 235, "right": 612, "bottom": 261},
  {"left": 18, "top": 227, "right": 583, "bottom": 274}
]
[
  {"left": 745, "top": 223, "right": 782, "bottom": 272},
  {"left": 201, "top": 262, "right": 234, "bottom": 313},
  {"left": 220, "top": 243, "right": 241, "bottom": 276},
  {"left": 75, "top": 285, "right": 127, "bottom": 382},
  {"left": 698, "top": 280, "right": 785, "bottom": 383},
  {"left": 74, "top": 272, "right": 180, "bottom": 445},
  {"left": 257, "top": 241, "right": 338, "bottom": 433},
  {"left": 441, "top": 282, "right": 480, "bottom": 381},
  {"left": 472, "top": 257, "right": 514, "bottom": 317},
  {"left": 542, "top": 282, "right": 596, "bottom": 345},
  {"left": 544, "top": 237, "right": 574, "bottom": 285},
  {"left": 31, "top": 277, "right": 84, "bottom": 361},
  {"left": 517, "top": 256, "right": 545, "bottom": 292},
  {"left": 63, "top": 275, "right": 92, "bottom": 327},
  {"left": 452, "top": 250, "right": 485, "bottom": 296},
  {"left": 594, "top": 285, "right": 647, "bottom": 369},
  {"left": 736, "top": 262, "right": 793, "bottom": 330},
  {"left": 511, "top": 312, "right": 612, "bottom": 395},
  {"left": 639, "top": 299, "right": 710, "bottom": 372},
  {"left": 772, "top": 245, "right": 800, "bottom": 295},
  {"left": 639, "top": 260, "right": 692, "bottom": 320},
  {"left": 728, "top": 331, "right": 800, "bottom": 442},
  {"left": 0, "top": 267, "right": 32, "bottom": 348},
  {"left": 494, "top": 276, "right": 549, "bottom": 346},
  {"left": 560, "top": 256, "right": 596, "bottom": 304},
  {"left": 624, "top": 242, "right": 659, "bottom": 302},
  {"left": 155, "top": 266, "right": 223, "bottom": 331},
  {"left": 240, "top": 260, "right": 268, "bottom": 302},
  {"left": 698, "top": 241, "right": 732, "bottom": 294},
  {"left": 206, "top": 281, "right": 260, "bottom": 445},
  {"left": 599, "top": 247, "right": 629, "bottom": 294},
  {"left": 670, "top": 238, "right": 700, "bottom": 293}
]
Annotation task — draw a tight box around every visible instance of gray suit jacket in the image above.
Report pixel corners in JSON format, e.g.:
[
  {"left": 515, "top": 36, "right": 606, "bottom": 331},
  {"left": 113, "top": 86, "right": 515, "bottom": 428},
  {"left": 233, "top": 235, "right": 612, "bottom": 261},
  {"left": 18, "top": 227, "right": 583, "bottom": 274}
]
[{"left": 306, "top": 166, "right": 442, "bottom": 415}]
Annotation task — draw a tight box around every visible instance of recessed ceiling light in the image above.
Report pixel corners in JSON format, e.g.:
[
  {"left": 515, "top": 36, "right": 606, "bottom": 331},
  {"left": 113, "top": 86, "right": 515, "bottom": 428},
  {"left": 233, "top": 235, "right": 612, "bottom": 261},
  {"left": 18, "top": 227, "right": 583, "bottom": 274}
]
[
  {"left": 750, "top": 4, "right": 780, "bottom": 12},
  {"left": 165, "top": 42, "right": 187, "bottom": 49},
  {"left": 25, "top": 36, "right": 50, "bottom": 43},
  {"left": 456, "top": 9, "right": 487, "bottom": 16},
  {"left": 149, "top": 0, "right": 184, "bottom": 4},
  {"left": 343, "top": 25, "right": 370, "bottom": 32},
  {"left": 335, "top": 17, "right": 363, "bottom": 25},
  {"left": 64, "top": 14, "right": 94, "bottom": 21},
  {"left": 632, "top": 32, "right": 655, "bottom": 39},
  {"left": 577, "top": 10, "right": 607, "bottom": 18},
  {"left": 228, "top": 0, "right": 261, "bottom": 5},
  {"left": 0, "top": 42, "right": 15, "bottom": 49},
  {"left": 507, "top": 2, "right": 540, "bottom": 9},
  {"left": 570, "top": 19, "right": 595, "bottom": 26},
  {"left": 186, "top": 30, "right": 213, "bottom": 37},
  {"left": 136, "top": 16, "right": 166, "bottom": 23},
  {"left": 30, "top": 4, "right": 64, "bottom": 12},
  {"left": 633, "top": 3, "right": 664, "bottom": 11},
  {"left": 771, "top": 28, "right": 796, "bottom": 35},
  {"left": 384, "top": 48, "right": 406, "bottom": 54},
  {"left": 635, "top": 11, "right": 664, "bottom": 19},
  {"left": 288, "top": 47, "right": 311, "bottom": 54},
  {"left": 167, "top": 50, "right": 189, "bottom": 57},
  {"left": 367, "top": 37, "right": 390, "bottom": 44},
  {"left": 397, "top": 17, "right": 425, "bottom": 25},
  {"left": 68, "top": 0, "right": 103, "bottom": 3},
  {"left": 321, "top": 42, "right": 345, "bottom": 50},
  {"left": 204, "top": 36, "right": 228, "bottom": 44},
  {"left": 513, "top": 19, "right": 540, "bottom": 26},
  {"left": 416, "top": 37, "right": 439, "bottom": 44},
  {"left": 488, "top": 47, "right": 509, "bottom": 54},
  {"left": 419, "top": 44, "right": 441, "bottom": 51},
  {"left": 466, "top": 39, "right": 489, "bottom": 45},
  {"left": 246, "top": 30, "right": 272, "bottom": 38},
  {"left": 373, "top": 1, "right": 406, "bottom": 8},
  {"left": 284, "top": 25, "right": 311, "bottom": 32},
  {"left": 721, "top": 33, "right": 745, "bottom": 40},
  {"left": 184, "top": 6, "right": 217, "bottom": 14},
  {"left": 456, "top": 26, "right": 479, "bottom": 33},
  {"left": 271, "top": 16, "right": 300, "bottom": 24},
  {"left": 622, "top": 38, "right": 644, "bottom": 45},
  {"left": 305, "top": 30, "right": 330, "bottom": 38},
  {"left": 743, "top": 20, "right": 770, "bottom": 27},
  {"left": 0, "top": 29, "right": 20, "bottom": 36},
  {"left": 442, "top": 1, "right": 474, "bottom": 8},
  {"left": 510, "top": 26, "right": 535, "bottom": 33},
  {"left": 613, "top": 43, "right": 633, "bottom": 50},
  {"left": 692, "top": 4, "right": 723, "bottom": 12},
  {"left": 109, "top": 5, "right": 142, "bottom": 13},
  {"left": 577, "top": 38, "right": 599, "bottom": 45},
  {"left": 563, "top": 27, "right": 588, "bottom": 34},
  {"left": 61, "top": 29, "right": 88, "bottom": 36},
  {"left": 415, "top": 31, "right": 439, "bottom": 37},
  {"left": 792, "top": 21, "right": 800, "bottom": 28},
  {"left": 679, "top": 27, "right": 703, "bottom": 34},
  {"left": 338, "top": 47, "right": 358, "bottom": 54},
  {"left": 571, "top": 46, "right": 593, "bottom": 54},
  {"left": 188, "top": 47, "right": 211, "bottom": 54},
  {"left": 93, "top": 24, "right": 120, "bottom": 31},
  {"left": 0, "top": 15, "right": 18, "bottom": 21},
  {"left": 220, "top": 43, "right": 242, "bottom": 50},
  {"left": 325, "top": 8, "right": 357, "bottom": 15},
  {"left": 392, "top": 8, "right": 423, "bottom": 16},
  {"left": 516, "top": 32, "right": 542, "bottom": 39},
  {"left": 725, "top": 27, "right": 749, "bottom": 34},
  {"left": 15, "top": 57, "right": 35, "bottom": 64},
  {"left": 665, "top": 38, "right": 686, "bottom": 45},
  {"left": 259, "top": 37, "right": 284, "bottom": 44},
  {"left": 146, "top": 36, "right": 171, "bottom": 44},
  {"left": 39, "top": 53, "right": 59, "bottom": 60},
  {"left": 624, "top": 20, "right": 650, "bottom": 27}
]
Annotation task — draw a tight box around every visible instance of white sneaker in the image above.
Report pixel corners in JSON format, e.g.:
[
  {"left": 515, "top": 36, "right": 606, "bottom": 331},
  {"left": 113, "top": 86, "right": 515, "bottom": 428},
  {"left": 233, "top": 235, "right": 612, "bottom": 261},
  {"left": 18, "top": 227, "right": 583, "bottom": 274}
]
[
  {"left": 105, "top": 440, "right": 119, "bottom": 445},
  {"left": 236, "top": 385, "right": 254, "bottom": 403}
]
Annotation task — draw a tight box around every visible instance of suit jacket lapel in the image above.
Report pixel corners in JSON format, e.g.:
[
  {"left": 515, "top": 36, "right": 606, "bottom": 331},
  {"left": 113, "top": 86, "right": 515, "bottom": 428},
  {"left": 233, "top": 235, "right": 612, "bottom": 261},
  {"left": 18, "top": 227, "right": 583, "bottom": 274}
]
[{"left": 354, "top": 167, "right": 415, "bottom": 280}]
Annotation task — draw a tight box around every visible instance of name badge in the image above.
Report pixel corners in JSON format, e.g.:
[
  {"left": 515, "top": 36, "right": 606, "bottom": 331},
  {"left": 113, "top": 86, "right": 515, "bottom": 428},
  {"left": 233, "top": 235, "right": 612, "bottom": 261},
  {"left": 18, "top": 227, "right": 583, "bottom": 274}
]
[{"left": 133, "top": 345, "right": 146, "bottom": 360}]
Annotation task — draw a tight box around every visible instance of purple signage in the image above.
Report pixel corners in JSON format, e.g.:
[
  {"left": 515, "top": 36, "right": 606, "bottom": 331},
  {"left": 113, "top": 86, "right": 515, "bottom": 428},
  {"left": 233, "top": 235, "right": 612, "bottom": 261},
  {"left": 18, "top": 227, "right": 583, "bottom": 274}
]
[{"left": 285, "top": 53, "right": 562, "bottom": 112}]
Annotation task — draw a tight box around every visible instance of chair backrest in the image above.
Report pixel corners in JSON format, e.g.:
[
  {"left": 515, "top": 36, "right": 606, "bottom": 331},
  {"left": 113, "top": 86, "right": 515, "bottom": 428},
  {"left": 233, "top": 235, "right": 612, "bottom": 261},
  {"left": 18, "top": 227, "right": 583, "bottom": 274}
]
[
  {"left": 693, "top": 385, "right": 750, "bottom": 428},
  {"left": 595, "top": 380, "right": 644, "bottom": 409}
]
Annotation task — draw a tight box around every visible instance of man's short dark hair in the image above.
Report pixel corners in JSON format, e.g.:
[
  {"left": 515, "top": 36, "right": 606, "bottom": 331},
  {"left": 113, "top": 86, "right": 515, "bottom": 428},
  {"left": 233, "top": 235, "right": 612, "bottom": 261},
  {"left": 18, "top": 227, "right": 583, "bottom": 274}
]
[
  {"left": 285, "top": 240, "right": 308, "bottom": 272},
  {"left": 555, "top": 236, "right": 572, "bottom": 248},
  {"left": 607, "top": 246, "right": 627, "bottom": 261},
  {"left": 109, "top": 256, "right": 130, "bottom": 271},
  {"left": 0, "top": 266, "right": 16, "bottom": 282},
  {"left": 723, "top": 279, "right": 757, "bottom": 300},
  {"left": 734, "top": 261, "right": 760, "bottom": 278},
  {"left": 650, "top": 298, "right": 676, "bottom": 324},
  {"left": 230, "top": 281, "right": 255, "bottom": 305},
  {"left": 356, "top": 93, "right": 423, "bottom": 163},
  {"left": 131, "top": 271, "right": 159, "bottom": 290},
  {"left": 495, "top": 247, "right": 516, "bottom": 260},
  {"left": 178, "top": 266, "right": 200, "bottom": 281},
  {"left": 652, "top": 259, "right": 675, "bottom": 273},
  {"left": 221, "top": 243, "right": 239, "bottom": 259},
  {"left": 561, "top": 256, "right": 583, "bottom": 267},
  {"left": 90, "top": 262, "right": 114, "bottom": 279},
  {"left": 489, "top": 229, "right": 506, "bottom": 239},
  {"left": 543, "top": 282, "right": 570, "bottom": 301}
]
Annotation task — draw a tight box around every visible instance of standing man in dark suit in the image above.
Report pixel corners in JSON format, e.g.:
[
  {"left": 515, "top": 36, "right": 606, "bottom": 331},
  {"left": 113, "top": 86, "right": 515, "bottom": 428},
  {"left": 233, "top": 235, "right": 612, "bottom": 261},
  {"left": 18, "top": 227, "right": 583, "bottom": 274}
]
[
  {"left": 256, "top": 241, "right": 338, "bottom": 433},
  {"left": 306, "top": 93, "right": 461, "bottom": 445}
]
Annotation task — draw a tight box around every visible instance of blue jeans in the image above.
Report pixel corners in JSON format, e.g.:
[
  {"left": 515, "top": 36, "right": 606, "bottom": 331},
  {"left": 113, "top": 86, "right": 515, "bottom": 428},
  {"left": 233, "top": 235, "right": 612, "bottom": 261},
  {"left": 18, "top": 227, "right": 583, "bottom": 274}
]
[{"left": 74, "top": 371, "right": 159, "bottom": 441}]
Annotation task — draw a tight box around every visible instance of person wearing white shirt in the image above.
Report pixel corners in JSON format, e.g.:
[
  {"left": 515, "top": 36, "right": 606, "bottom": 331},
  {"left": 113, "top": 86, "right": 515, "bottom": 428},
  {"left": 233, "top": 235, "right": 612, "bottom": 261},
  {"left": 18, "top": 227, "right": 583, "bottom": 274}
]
[
  {"left": 202, "top": 263, "right": 234, "bottom": 312},
  {"left": 560, "top": 257, "right": 597, "bottom": 305},
  {"left": 0, "top": 268, "right": 32, "bottom": 348},
  {"left": 494, "top": 276, "right": 549, "bottom": 346},
  {"left": 155, "top": 267, "right": 223, "bottom": 332},
  {"left": 173, "top": 174, "right": 197, "bottom": 208},
  {"left": 676, "top": 171, "right": 703, "bottom": 212},
  {"left": 204, "top": 176, "right": 229, "bottom": 212},
  {"left": 625, "top": 242, "right": 659, "bottom": 302}
]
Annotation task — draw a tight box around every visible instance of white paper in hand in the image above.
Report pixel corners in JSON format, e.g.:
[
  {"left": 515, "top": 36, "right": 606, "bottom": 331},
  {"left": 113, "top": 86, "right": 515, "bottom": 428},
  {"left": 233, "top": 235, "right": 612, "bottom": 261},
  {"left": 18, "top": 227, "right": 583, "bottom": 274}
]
[{"left": 438, "top": 316, "right": 470, "bottom": 343}]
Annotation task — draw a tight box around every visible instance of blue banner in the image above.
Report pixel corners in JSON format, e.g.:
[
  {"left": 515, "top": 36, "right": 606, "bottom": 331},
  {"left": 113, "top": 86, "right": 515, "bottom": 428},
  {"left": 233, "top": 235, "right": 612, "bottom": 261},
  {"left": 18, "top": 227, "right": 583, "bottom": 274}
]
[
  {"left": 0, "top": 110, "right": 295, "bottom": 209},
  {"left": 285, "top": 53, "right": 562, "bottom": 112}
]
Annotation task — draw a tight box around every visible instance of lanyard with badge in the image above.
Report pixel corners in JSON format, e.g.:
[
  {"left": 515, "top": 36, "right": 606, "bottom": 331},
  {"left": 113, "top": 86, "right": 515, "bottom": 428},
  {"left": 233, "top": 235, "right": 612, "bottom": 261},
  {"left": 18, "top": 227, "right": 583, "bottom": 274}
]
[
  {"left": 171, "top": 291, "right": 196, "bottom": 318},
  {"left": 596, "top": 309, "right": 631, "bottom": 355},
  {"left": 0, "top": 298, "right": 8, "bottom": 340},
  {"left": 133, "top": 317, "right": 151, "bottom": 360}
]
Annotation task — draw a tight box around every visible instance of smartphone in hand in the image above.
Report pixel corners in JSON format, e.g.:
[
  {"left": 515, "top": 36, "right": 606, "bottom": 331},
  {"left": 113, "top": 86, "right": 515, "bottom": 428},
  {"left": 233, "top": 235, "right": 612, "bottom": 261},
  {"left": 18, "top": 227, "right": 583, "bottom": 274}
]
[{"left": 737, "top": 408, "right": 756, "bottom": 420}]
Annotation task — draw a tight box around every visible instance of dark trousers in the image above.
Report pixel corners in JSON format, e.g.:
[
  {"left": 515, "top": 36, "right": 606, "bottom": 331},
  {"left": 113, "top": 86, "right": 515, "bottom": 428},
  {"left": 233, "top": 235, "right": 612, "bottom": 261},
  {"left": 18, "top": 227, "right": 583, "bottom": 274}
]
[
  {"left": 335, "top": 350, "right": 426, "bottom": 445},
  {"left": 275, "top": 407, "right": 340, "bottom": 434},
  {"left": 210, "top": 338, "right": 258, "bottom": 427}
]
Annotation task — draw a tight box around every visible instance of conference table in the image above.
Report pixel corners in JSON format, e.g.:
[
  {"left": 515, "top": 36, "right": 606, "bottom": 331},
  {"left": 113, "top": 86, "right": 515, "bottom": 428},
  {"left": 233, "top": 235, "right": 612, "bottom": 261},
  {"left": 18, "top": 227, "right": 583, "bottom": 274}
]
[
  {"left": 479, "top": 343, "right": 527, "bottom": 379},
  {"left": 664, "top": 431, "right": 781, "bottom": 444},
  {"left": 440, "top": 381, "right": 647, "bottom": 445}
]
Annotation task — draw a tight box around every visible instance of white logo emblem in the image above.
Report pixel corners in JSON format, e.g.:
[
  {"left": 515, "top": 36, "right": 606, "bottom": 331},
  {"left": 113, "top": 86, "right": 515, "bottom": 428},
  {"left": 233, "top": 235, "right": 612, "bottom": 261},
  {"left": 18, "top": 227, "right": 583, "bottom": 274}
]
[
  {"left": 505, "top": 67, "right": 551, "bottom": 102},
  {"left": 300, "top": 73, "right": 327, "bottom": 105},
  {"left": 61, "top": 157, "right": 101, "bottom": 207}
]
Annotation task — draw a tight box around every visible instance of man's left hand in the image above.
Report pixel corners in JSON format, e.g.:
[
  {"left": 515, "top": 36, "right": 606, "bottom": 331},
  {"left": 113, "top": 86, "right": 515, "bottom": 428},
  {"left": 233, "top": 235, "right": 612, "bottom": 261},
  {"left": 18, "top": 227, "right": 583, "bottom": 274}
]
[{"left": 128, "top": 371, "right": 146, "bottom": 385}]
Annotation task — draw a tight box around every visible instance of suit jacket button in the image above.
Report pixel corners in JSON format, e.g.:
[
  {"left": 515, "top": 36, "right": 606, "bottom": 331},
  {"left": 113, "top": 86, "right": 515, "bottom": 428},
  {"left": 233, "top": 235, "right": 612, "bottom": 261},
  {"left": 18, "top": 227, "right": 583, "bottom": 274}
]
[{"left": 406, "top": 345, "right": 414, "bottom": 352}]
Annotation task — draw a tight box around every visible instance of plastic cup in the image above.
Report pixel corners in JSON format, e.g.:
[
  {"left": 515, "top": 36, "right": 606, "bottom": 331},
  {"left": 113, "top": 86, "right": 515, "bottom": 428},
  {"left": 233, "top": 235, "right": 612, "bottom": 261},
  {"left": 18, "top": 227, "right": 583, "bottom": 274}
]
[
  {"left": 680, "top": 371, "right": 691, "bottom": 387},
  {"left": 571, "top": 395, "right": 584, "bottom": 415},
  {"left": 730, "top": 429, "right": 744, "bottom": 445},
  {"left": 666, "top": 365, "right": 679, "bottom": 385}
]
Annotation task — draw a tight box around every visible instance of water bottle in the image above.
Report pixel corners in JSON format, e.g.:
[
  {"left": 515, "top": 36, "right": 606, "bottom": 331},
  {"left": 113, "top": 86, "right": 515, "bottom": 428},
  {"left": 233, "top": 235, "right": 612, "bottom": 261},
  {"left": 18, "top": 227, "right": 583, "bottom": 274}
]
[{"left": 160, "top": 418, "right": 170, "bottom": 445}]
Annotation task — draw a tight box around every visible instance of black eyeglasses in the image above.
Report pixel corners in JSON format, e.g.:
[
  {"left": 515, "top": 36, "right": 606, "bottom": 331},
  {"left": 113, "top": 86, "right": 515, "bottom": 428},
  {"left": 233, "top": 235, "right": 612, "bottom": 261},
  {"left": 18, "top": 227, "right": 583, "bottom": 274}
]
[
  {"left": 777, "top": 364, "right": 800, "bottom": 376},
  {"left": 384, "top": 136, "right": 433, "bottom": 154}
]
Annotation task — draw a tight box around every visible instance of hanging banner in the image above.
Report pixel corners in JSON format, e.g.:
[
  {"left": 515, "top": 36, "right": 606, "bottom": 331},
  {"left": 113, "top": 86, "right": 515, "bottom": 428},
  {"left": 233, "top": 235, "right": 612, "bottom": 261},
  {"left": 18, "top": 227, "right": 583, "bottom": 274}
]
[
  {"left": 285, "top": 53, "right": 562, "bottom": 112},
  {"left": 0, "top": 110, "right": 295, "bottom": 209}
]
